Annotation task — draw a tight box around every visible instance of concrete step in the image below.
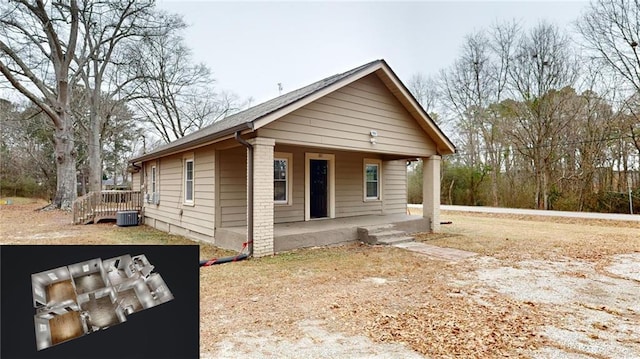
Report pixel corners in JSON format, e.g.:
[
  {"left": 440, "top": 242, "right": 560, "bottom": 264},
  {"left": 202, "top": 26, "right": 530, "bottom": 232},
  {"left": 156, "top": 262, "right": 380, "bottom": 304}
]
[
  {"left": 357, "top": 226, "right": 415, "bottom": 245},
  {"left": 377, "top": 236, "right": 415, "bottom": 245},
  {"left": 359, "top": 224, "right": 395, "bottom": 232},
  {"left": 369, "top": 230, "right": 408, "bottom": 240}
]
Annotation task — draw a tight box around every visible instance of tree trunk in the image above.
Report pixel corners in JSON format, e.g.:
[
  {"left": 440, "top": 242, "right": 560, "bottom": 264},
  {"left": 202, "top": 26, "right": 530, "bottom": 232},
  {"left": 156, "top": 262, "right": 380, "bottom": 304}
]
[
  {"left": 52, "top": 114, "right": 77, "bottom": 210},
  {"left": 542, "top": 167, "right": 549, "bottom": 210},
  {"left": 490, "top": 169, "right": 499, "bottom": 207},
  {"left": 535, "top": 165, "right": 543, "bottom": 209},
  {"left": 448, "top": 179, "right": 455, "bottom": 205},
  {"left": 87, "top": 116, "right": 102, "bottom": 193}
]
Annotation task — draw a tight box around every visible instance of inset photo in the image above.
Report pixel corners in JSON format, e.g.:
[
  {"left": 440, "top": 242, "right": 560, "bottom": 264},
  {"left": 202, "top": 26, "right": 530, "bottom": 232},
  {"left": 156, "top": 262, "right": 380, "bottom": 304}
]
[{"left": 1, "top": 245, "right": 198, "bottom": 359}]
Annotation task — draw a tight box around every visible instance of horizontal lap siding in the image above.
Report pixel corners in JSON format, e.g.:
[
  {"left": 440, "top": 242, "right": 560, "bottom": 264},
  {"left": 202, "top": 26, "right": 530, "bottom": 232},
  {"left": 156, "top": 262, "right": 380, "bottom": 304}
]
[
  {"left": 142, "top": 147, "right": 215, "bottom": 237},
  {"left": 273, "top": 145, "right": 305, "bottom": 223},
  {"left": 383, "top": 160, "right": 407, "bottom": 214},
  {"left": 131, "top": 172, "right": 140, "bottom": 191},
  {"left": 259, "top": 74, "right": 436, "bottom": 157},
  {"left": 273, "top": 146, "right": 409, "bottom": 220},
  {"left": 219, "top": 147, "right": 247, "bottom": 227},
  {"left": 336, "top": 152, "right": 382, "bottom": 217}
]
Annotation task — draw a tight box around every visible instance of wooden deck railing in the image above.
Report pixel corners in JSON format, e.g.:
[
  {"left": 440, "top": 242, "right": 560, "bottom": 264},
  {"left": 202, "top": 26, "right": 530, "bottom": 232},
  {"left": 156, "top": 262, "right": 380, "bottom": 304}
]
[{"left": 72, "top": 190, "right": 142, "bottom": 224}]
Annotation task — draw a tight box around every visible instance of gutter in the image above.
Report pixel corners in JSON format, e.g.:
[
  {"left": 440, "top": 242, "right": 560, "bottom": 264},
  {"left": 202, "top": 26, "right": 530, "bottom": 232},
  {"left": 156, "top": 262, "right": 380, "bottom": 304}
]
[
  {"left": 234, "top": 131, "right": 254, "bottom": 257},
  {"left": 130, "top": 123, "right": 252, "bottom": 164}
]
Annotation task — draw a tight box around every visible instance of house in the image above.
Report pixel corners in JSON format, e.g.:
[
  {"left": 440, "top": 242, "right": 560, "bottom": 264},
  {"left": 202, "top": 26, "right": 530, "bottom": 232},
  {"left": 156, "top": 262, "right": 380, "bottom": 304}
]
[
  {"left": 32, "top": 254, "right": 173, "bottom": 351},
  {"left": 128, "top": 59, "right": 455, "bottom": 257}
]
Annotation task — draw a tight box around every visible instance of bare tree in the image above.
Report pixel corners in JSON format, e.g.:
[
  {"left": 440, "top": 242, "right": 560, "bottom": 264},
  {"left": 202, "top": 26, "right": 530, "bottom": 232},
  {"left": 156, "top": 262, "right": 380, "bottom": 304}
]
[
  {"left": 505, "top": 22, "right": 580, "bottom": 209},
  {"left": 577, "top": 0, "right": 640, "bottom": 93},
  {"left": 439, "top": 23, "right": 518, "bottom": 206},
  {"left": 0, "top": 0, "right": 80, "bottom": 209},
  {"left": 74, "top": 0, "right": 160, "bottom": 193},
  {"left": 1, "top": 101, "right": 57, "bottom": 198},
  {"left": 128, "top": 27, "right": 239, "bottom": 143},
  {"left": 407, "top": 73, "right": 439, "bottom": 118},
  {"left": 566, "top": 64, "right": 618, "bottom": 210}
]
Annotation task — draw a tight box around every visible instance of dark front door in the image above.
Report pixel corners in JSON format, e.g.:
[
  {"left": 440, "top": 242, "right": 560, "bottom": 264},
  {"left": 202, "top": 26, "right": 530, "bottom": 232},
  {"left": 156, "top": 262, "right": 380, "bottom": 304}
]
[{"left": 310, "top": 159, "right": 328, "bottom": 218}]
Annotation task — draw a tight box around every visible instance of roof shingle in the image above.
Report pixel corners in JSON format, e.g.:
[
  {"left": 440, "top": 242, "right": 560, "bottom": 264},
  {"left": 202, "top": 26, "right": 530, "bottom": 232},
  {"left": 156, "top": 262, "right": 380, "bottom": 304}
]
[{"left": 131, "top": 60, "right": 384, "bottom": 162}]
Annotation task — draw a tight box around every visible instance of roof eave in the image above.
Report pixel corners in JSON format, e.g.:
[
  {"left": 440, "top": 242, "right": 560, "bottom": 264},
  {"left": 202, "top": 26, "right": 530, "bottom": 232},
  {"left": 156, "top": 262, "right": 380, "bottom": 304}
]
[
  {"left": 374, "top": 63, "right": 456, "bottom": 156},
  {"left": 129, "top": 122, "right": 253, "bottom": 164}
]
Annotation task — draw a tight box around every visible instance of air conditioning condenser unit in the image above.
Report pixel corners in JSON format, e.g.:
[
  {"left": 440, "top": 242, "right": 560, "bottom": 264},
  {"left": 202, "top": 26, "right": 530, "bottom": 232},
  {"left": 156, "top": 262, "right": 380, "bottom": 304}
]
[{"left": 116, "top": 211, "right": 139, "bottom": 227}]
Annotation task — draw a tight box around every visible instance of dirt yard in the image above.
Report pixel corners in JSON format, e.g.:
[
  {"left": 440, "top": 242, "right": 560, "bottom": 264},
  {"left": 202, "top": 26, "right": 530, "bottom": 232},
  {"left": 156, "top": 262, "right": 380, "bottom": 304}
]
[{"left": 2, "top": 198, "right": 639, "bottom": 358}]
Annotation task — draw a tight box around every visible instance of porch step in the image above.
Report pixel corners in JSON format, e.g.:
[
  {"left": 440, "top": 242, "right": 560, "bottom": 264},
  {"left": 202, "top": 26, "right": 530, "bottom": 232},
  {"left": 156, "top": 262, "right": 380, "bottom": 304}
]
[
  {"left": 357, "top": 226, "right": 415, "bottom": 245},
  {"left": 377, "top": 236, "right": 415, "bottom": 245}
]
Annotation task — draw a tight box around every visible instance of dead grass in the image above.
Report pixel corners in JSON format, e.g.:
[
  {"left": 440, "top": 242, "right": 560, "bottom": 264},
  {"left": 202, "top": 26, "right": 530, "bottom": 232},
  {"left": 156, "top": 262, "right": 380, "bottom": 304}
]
[
  {"left": 199, "top": 244, "right": 547, "bottom": 357},
  {"left": 2, "top": 200, "right": 639, "bottom": 357},
  {"left": 0, "top": 199, "right": 232, "bottom": 260},
  {"left": 417, "top": 211, "right": 640, "bottom": 262}
]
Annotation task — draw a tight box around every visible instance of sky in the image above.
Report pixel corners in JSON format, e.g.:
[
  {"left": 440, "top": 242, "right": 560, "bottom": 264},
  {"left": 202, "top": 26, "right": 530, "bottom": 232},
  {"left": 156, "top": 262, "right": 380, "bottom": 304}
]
[{"left": 156, "top": 1, "right": 590, "bottom": 105}]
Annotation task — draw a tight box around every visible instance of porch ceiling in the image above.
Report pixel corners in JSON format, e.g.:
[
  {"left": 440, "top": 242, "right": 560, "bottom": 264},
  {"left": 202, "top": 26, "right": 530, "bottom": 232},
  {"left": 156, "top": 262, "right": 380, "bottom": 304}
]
[{"left": 273, "top": 141, "right": 426, "bottom": 161}]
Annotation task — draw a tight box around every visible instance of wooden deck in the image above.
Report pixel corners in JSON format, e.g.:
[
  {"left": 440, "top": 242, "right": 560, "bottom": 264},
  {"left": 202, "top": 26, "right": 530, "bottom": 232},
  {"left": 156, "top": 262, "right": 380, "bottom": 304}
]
[{"left": 72, "top": 191, "right": 142, "bottom": 225}]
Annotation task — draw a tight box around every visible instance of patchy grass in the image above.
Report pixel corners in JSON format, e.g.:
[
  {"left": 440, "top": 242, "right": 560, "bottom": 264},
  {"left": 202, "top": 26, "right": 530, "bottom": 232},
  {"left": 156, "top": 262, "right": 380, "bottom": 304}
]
[
  {"left": 0, "top": 196, "right": 44, "bottom": 205},
  {"left": 0, "top": 199, "right": 232, "bottom": 260},
  {"left": 2, "top": 199, "right": 639, "bottom": 357},
  {"left": 417, "top": 211, "right": 640, "bottom": 261}
]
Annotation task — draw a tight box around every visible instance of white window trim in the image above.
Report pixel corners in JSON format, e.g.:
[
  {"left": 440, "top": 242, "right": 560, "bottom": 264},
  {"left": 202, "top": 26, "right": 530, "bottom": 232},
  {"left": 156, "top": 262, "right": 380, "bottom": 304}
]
[
  {"left": 274, "top": 152, "right": 293, "bottom": 205},
  {"left": 184, "top": 157, "right": 194, "bottom": 205},
  {"left": 304, "top": 153, "right": 335, "bottom": 221},
  {"left": 363, "top": 158, "right": 382, "bottom": 201},
  {"left": 151, "top": 165, "right": 157, "bottom": 194}
]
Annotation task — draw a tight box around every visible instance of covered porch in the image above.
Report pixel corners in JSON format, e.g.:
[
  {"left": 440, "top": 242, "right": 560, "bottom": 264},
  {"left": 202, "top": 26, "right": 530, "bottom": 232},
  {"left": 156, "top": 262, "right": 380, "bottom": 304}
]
[
  {"left": 215, "top": 137, "right": 442, "bottom": 256},
  {"left": 215, "top": 212, "right": 431, "bottom": 253}
]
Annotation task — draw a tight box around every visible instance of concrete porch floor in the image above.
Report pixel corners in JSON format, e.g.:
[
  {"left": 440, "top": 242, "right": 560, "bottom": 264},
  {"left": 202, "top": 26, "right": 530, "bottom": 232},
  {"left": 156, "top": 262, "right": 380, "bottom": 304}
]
[{"left": 215, "top": 214, "right": 431, "bottom": 253}]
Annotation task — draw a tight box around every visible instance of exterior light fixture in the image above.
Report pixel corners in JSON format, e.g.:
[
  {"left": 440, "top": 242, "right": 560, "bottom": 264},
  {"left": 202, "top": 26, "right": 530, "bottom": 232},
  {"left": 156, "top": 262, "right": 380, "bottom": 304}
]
[{"left": 370, "top": 130, "right": 378, "bottom": 144}]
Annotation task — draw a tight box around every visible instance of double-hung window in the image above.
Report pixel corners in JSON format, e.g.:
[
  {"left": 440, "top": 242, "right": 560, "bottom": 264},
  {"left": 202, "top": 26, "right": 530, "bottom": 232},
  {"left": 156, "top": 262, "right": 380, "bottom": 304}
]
[
  {"left": 274, "top": 152, "right": 292, "bottom": 205},
  {"left": 364, "top": 159, "right": 382, "bottom": 201},
  {"left": 151, "top": 166, "right": 157, "bottom": 194},
  {"left": 184, "top": 159, "right": 194, "bottom": 204}
]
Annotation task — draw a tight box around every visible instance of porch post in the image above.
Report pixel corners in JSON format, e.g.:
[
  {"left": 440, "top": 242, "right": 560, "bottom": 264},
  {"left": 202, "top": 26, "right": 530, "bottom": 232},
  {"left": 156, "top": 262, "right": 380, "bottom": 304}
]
[
  {"left": 248, "top": 137, "right": 275, "bottom": 257},
  {"left": 422, "top": 155, "right": 441, "bottom": 232}
]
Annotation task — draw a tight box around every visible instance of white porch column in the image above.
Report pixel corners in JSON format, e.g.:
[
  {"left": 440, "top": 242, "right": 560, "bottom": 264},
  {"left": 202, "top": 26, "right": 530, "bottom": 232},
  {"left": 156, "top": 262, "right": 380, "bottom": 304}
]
[
  {"left": 422, "top": 155, "right": 441, "bottom": 232},
  {"left": 248, "top": 137, "right": 275, "bottom": 257}
]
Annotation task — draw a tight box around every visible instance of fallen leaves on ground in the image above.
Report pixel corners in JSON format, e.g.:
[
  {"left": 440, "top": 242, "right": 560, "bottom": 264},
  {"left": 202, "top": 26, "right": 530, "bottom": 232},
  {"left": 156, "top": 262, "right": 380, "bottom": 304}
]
[{"left": 2, "top": 199, "right": 638, "bottom": 357}]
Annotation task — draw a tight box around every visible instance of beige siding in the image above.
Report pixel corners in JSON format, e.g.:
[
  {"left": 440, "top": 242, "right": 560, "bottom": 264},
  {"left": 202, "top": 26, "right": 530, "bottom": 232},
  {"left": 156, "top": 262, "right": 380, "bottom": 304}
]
[
  {"left": 272, "top": 146, "right": 305, "bottom": 223},
  {"left": 273, "top": 146, "right": 408, "bottom": 222},
  {"left": 382, "top": 160, "right": 407, "bottom": 214},
  {"left": 142, "top": 147, "right": 215, "bottom": 237},
  {"left": 258, "top": 74, "right": 437, "bottom": 157},
  {"left": 335, "top": 153, "right": 382, "bottom": 217},
  {"left": 131, "top": 172, "right": 141, "bottom": 191},
  {"left": 218, "top": 146, "right": 247, "bottom": 227}
]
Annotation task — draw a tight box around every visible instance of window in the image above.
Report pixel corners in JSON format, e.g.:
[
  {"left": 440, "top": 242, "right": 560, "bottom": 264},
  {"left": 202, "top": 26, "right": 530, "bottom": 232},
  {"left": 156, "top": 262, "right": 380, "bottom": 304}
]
[
  {"left": 364, "top": 159, "right": 382, "bottom": 200},
  {"left": 274, "top": 152, "right": 292, "bottom": 204},
  {"left": 39, "top": 324, "right": 47, "bottom": 332},
  {"left": 184, "top": 159, "right": 194, "bottom": 203},
  {"left": 82, "top": 264, "right": 89, "bottom": 272},
  {"left": 151, "top": 166, "right": 156, "bottom": 193}
]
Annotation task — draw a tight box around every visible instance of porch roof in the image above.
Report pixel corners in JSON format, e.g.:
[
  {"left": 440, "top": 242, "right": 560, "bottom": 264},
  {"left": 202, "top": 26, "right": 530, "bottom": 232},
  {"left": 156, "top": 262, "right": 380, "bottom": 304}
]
[{"left": 130, "top": 59, "right": 455, "bottom": 164}]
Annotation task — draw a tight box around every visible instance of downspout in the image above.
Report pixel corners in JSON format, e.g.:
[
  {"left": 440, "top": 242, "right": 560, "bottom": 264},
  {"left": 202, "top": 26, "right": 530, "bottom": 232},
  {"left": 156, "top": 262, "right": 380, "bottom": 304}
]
[{"left": 234, "top": 131, "right": 254, "bottom": 257}]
